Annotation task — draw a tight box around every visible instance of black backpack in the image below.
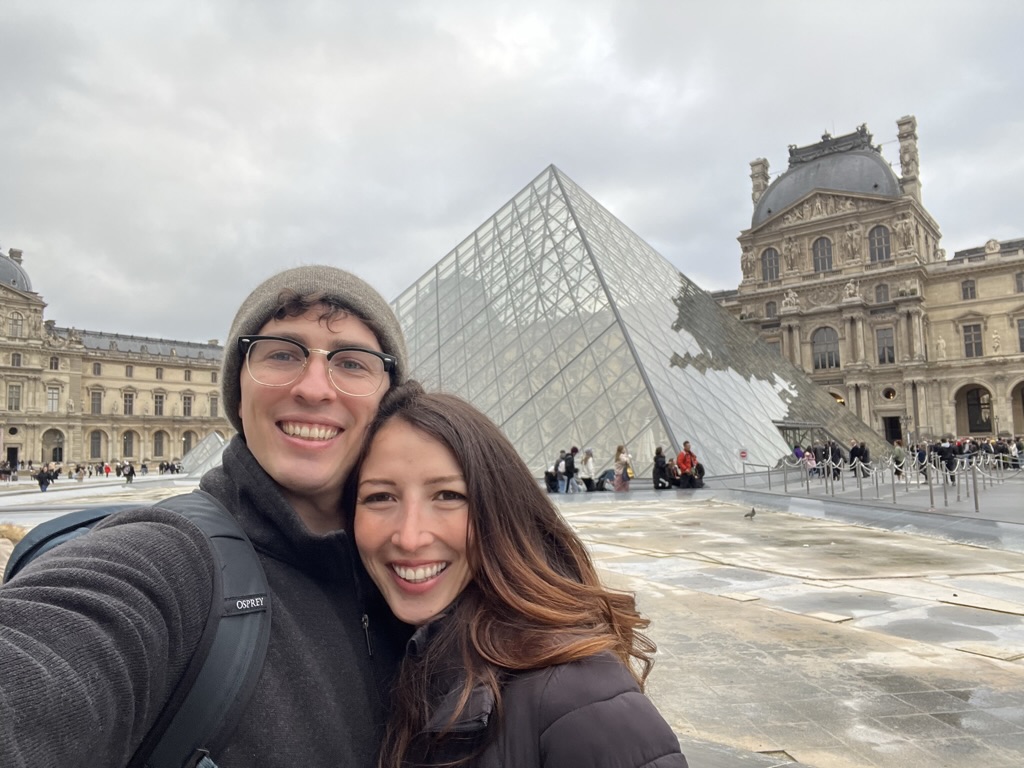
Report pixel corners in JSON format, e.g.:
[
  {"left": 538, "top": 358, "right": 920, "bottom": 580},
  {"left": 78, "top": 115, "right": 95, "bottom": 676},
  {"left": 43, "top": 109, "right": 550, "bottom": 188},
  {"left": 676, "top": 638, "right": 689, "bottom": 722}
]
[{"left": 3, "top": 490, "right": 271, "bottom": 768}]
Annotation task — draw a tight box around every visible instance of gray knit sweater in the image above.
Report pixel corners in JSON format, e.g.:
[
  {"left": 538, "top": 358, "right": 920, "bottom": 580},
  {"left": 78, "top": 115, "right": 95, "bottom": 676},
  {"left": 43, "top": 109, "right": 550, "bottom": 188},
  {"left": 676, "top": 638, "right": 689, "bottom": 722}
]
[{"left": 0, "top": 436, "right": 406, "bottom": 767}]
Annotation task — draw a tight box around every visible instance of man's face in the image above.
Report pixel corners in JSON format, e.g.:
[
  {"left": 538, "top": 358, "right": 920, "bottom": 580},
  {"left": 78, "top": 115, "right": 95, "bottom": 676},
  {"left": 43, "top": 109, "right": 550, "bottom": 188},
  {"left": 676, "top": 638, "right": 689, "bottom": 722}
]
[
  {"left": 683, "top": 442, "right": 691, "bottom": 452},
  {"left": 238, "top": 308, "right": 389, "bottom": 520}
]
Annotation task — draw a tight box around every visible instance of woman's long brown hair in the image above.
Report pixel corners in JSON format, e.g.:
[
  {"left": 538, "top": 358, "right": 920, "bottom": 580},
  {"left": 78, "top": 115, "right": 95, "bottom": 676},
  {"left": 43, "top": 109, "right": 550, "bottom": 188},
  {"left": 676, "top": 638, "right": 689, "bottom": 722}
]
[{"left": 343, "top": 382, "right": 656, "bottom": 767}]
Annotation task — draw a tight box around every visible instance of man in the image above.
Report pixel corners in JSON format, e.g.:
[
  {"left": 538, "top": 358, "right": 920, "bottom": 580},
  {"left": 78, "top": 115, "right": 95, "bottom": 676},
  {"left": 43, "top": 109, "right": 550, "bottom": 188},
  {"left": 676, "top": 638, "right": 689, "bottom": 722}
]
[
  {"left": 564, "top": 446, "right": 580, "bottom": 493},
  {"left": 0, "top": 266, "right": 409, "bottom": 767},
  {"left": 553, "top": 449, "right": 567, "bottom": 493},
  {"left": 676, "top": 441, "right": 703, "bottom": 489}
]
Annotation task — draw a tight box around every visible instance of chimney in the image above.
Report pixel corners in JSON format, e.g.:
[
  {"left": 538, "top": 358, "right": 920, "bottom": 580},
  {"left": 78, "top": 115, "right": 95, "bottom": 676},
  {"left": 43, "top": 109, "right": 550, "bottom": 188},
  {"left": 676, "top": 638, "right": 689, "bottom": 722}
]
[
  {"left": 750, "top": 159, "right": 770, "bottom": 206},
  {"left": 896, "top": 115, "right": 921, "bottom": 203}
]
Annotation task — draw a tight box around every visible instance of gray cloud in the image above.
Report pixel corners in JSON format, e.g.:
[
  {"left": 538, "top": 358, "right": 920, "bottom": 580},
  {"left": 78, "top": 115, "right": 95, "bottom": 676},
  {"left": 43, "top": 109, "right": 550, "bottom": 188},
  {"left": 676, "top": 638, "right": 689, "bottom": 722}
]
[{"left": 1, "top": 0, "right": 1021, "bottom": 343}]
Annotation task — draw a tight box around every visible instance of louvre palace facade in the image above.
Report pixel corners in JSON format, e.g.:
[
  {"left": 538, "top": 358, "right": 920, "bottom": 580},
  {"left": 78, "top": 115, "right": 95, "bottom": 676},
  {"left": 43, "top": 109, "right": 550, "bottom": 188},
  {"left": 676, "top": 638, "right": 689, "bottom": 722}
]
[
  {"left": 714, "top": 116, "right": 1024, "bottom": 444},
  {"left": 0, "top": 248, "right": 229, "bottom": 468}
]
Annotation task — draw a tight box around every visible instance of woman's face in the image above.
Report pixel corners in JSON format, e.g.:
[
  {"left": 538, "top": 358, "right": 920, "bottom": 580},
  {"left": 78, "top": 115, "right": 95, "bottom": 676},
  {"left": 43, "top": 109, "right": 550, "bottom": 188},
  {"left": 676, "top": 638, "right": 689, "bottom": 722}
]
[{"left": 354, "top": 419, "right": 473, "bottom": 626}]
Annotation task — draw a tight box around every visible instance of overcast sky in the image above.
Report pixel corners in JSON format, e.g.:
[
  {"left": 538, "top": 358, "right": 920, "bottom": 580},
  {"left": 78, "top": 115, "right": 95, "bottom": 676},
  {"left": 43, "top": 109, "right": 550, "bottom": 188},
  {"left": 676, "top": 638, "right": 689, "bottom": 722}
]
[{"left": 2, "top": 1, "right": 1021, "bottom": 344}]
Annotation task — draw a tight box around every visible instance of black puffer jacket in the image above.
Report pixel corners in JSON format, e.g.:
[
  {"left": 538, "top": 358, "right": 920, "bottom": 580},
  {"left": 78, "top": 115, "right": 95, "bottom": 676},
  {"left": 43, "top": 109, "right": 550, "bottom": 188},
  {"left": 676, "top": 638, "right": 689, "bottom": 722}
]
[{"left": 406, "top": 623, "right": 687, "bottom": 768}]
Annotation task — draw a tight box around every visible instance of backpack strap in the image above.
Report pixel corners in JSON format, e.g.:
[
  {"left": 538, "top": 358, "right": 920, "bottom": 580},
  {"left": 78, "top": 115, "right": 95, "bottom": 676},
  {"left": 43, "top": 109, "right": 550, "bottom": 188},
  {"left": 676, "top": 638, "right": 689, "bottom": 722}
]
[{"left": 127, "top": 490, "right": 271, "bottom": 768}]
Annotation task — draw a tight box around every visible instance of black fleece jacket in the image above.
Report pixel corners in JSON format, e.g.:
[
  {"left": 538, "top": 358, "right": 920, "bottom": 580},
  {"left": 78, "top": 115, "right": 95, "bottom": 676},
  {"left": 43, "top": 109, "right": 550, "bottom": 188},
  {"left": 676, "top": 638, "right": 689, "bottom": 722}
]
[{"left": 0, "top": 436, "right": 408, "bottom": 768}]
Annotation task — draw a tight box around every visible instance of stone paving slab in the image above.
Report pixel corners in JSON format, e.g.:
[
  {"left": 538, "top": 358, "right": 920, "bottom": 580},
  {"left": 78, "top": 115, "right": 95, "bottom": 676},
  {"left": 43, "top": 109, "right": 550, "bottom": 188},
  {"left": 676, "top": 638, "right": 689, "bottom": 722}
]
[{"left": 558, "top": 494, "right": 1024, "bottom": 767}]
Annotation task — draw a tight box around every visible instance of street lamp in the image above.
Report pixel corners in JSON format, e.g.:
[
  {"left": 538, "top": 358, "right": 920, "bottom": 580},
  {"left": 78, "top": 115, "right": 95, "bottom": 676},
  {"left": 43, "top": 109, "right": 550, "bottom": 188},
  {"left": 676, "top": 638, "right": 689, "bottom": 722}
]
[{"left": 899, "top": 414, "right": 912, "bottom": 446}]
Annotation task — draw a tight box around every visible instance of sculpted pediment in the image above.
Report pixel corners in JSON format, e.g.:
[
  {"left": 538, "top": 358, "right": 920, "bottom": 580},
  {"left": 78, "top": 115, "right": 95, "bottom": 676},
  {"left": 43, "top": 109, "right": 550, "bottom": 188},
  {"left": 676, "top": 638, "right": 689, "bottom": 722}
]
[
  {"left": 752, "top": 191, "right": 896, "bottom": 235},
  {"left": 0, "top": 283, "right": 43, "bottom": 307},
  {"left": 953, "top": 310, "right": 987, "bottom": 325}
]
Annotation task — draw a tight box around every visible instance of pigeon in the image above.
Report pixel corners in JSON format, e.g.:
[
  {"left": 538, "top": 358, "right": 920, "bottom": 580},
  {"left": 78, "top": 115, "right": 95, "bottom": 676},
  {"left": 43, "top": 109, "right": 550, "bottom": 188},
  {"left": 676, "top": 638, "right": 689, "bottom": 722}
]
[{"left": 744, "top": 508, "right": 756, "bottom": 519}]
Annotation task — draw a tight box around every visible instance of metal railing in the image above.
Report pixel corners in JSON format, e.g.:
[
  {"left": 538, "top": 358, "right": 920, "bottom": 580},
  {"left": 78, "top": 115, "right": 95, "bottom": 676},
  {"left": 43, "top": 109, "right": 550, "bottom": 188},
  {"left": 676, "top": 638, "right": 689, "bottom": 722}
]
[{"left": 738, "top": 449, "right": 1022, "bottom": 514}]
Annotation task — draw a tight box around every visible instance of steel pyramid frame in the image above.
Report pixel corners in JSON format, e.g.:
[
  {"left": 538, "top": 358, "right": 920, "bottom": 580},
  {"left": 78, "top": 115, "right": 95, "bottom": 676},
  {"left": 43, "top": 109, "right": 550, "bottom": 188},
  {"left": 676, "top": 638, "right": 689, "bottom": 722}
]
[{"left": 392, "top": 166, "right": 887, "bottom": 478}]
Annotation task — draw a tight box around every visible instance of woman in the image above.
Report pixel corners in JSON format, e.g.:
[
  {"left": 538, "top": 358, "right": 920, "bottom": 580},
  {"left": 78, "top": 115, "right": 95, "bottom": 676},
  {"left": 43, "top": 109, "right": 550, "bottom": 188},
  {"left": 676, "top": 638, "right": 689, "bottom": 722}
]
[
  {"left": 578, "top": 447, "right": 596, "bottom": 492},
  {"left": 802, "top": 450, "right": 817, "bottom": 478},
  {"left": 892, "top": 439, "right": 906, "bottom": 478},
  {"left": 345, "top": 384, "right": 686, "bottom": 768},
  {"left": 613, "top": 444, "right": 632, "bottom": 492}
]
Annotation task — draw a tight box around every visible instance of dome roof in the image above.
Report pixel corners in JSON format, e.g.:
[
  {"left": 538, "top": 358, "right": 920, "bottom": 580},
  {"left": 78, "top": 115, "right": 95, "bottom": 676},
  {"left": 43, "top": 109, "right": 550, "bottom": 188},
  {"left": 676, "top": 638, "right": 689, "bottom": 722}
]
[
  {"left": 752, "top": 148, "right": 901, "bottom": 228},
  {"left": 0, "top": 250, "right": 32, "bottom": 292}
]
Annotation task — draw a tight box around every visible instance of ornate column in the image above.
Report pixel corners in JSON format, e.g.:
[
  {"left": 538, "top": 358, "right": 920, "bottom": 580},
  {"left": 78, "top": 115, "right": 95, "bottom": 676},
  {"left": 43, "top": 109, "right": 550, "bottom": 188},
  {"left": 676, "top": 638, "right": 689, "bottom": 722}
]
[
  {"left": 859, "top": 383, "right": 873, "bottom": 427},
  {"left": 993, "top": 373, "right": 1009, "bottom": 437},
  {"left": 896, "top": 313, "right": 908, "bottom": 362},
  {"left": 854, "top": 317, "right": 866, "bottom": 363},
  {"left": 789, "top": 321, "right": 802, "bottom": 369},
  {"left": 841, "top": 316, "right": 855, "bottom": 367},
  {"left": 911, "top": 310, "right": 926, "bottom": 361}
]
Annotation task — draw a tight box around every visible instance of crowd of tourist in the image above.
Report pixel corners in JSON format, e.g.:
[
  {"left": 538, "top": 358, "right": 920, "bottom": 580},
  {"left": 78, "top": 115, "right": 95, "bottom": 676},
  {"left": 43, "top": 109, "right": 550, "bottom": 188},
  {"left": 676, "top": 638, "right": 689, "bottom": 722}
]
[
  {"left": 0, "top": 458, "right": 187, "bottom": 489},
  {"left": 545, "top": 441, "right": 706, "bottom": 493},
  {"left": 790, "top": 434, "right": 1024, "bottom": 484}
]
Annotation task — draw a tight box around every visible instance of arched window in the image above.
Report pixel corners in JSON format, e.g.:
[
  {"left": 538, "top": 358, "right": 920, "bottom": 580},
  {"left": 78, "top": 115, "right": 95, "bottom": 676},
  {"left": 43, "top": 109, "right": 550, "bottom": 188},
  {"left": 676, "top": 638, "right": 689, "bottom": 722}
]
[
  {"left": 154, "top": 430, "right": 166, "bottom": 457},
  {"left": 10, "top": 353, "right": 21, "bottom": 367},
  {"left": 869, "top": 225, "right": 891, "bottom": 262},
  {"left": 812, "top": 238, "right": 833, "bottom": 273},
  {"left": 765, "top": 301, "right": 777, "bottom": 319},
  {"left": 966, "top": 387, "right": 992, "bottom": 433},
  {"left": 812, "top": 327, "right": 841, "bottom": 370},
  {"left": 90, "top": 430, "right": 103, "bottom": 459},
  {"left": 875, "top": 284, "right": 889, "bottom": 303},
  {"left": 761, "top": 248, "right": 780, "bottom": 281},
  {"left": 962, "top": 280, "right": 976, "bottom": 300}
]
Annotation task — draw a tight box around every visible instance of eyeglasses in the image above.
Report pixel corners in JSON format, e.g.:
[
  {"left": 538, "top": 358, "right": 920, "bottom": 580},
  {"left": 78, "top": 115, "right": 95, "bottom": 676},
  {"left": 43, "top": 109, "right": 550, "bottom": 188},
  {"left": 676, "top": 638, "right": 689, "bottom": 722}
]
[{"left": 238, "top": 335, "right": 397, "bottom": 397}]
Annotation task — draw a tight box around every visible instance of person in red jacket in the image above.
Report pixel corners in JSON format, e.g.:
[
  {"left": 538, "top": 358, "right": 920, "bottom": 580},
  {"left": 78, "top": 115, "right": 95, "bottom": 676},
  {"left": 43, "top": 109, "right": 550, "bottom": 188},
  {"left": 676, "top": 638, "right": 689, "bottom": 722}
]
[{"left": 676, "top": 441, "right": 703, "bottom": 488}]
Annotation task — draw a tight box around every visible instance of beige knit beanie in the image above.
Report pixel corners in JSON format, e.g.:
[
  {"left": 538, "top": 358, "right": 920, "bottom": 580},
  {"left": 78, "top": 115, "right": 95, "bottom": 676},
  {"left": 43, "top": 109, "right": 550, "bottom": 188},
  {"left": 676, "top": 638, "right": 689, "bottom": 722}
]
[{"left": 222, "top": 265, "right": 408, "bottom": 435}]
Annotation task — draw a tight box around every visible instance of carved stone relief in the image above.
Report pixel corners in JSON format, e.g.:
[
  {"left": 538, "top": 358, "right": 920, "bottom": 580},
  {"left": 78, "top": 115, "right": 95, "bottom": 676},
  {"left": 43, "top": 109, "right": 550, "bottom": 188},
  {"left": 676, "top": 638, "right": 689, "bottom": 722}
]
[
  {"left": 740, "top": 246, "right": 756, "bottom": 279},
  {"left": 840, "top": 223, "right": 861, "bottom": 263},
  {"left": 782, "top": 236, "right": 802, "bottom": 272},
  {"left": 806, "top": 285, "right": 841, "bottom": 308}
]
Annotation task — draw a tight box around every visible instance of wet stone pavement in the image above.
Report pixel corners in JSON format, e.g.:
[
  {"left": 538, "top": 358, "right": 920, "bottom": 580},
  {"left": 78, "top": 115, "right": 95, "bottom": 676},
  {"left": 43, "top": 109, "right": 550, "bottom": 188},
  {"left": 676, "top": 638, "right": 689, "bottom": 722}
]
[
  {"left": 555, "top": 494, "right": 1024, "bottom": 768},
  {"left": 4, "top": 481, "right": 1024, "bottom": 766}
]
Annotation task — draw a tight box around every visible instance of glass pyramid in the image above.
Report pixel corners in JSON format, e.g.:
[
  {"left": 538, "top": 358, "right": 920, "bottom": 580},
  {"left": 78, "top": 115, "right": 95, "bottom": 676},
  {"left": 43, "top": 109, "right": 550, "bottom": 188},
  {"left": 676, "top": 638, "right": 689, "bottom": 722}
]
[{"left": 392, "top": 166, "right": 888, "bottom": 478}]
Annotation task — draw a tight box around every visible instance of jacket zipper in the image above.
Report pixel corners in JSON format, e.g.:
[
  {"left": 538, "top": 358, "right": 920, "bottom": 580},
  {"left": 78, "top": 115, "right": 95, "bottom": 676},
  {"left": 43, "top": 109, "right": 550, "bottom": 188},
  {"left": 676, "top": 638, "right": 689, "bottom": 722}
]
[{"left": 361, "top": 613, "right": 373, "bottom": 657}]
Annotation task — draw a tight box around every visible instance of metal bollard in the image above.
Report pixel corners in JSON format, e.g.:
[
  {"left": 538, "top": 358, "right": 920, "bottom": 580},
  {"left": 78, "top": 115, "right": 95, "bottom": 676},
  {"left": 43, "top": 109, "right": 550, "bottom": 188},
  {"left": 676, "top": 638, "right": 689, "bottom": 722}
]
[
  {"left": 971, "top": 461, "right": 980, "bottom": 514},
  {"left": 927, "top": 457, "right": 935, "bottom": 510}
]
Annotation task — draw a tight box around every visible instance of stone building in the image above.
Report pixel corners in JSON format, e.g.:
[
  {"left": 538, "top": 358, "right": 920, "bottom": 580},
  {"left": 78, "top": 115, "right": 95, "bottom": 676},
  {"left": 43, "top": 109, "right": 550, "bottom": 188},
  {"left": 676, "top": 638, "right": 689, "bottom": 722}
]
[
  {"left": 0, "top": 248, "right": 230, "bottom": 468},
  {"left": 715, "top": 116, "right": 1024, "bottom": 443}
]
